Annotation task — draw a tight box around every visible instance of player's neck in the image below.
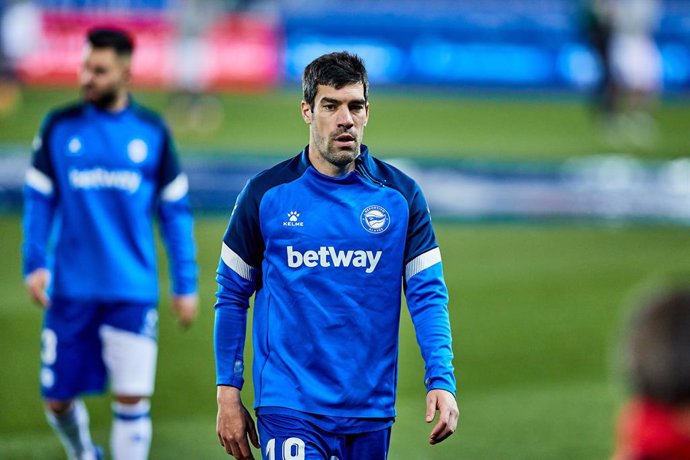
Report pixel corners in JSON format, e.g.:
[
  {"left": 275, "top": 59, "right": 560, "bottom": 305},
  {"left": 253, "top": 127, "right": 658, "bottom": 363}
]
[
  {"left": 106, "top": 91, "right": 129, "bottom": 113},
  {"left": 307, "top": 143, "right": 361, "bottom": 178},
  {"left": 90, "top": 90, "right": 129, "bottom": 113}
]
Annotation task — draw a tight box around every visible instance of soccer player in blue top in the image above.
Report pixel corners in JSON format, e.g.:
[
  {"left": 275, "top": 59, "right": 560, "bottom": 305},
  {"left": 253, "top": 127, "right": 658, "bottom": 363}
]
[
  {"left": 22, "top": 28, "right": 199, "bottom": 460},
  {"left": 214, "top": 52, "right": 458, "bottom": 460}
]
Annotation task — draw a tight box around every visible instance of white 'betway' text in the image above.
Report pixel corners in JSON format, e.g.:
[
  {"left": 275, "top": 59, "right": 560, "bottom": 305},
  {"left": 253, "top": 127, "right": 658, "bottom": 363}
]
[
  {"left": 287, "top": 246, "right": 382, "bottom": 273},
  {"left": 69, "top": 168, "right": 141, "bottom": 193}
]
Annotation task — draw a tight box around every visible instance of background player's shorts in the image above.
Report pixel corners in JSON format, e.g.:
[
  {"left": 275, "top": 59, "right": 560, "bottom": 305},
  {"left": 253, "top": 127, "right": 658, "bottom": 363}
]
[
  {"left": 40, "top": 298, "right": 158, "bottom": 400},
  {"left": 257, "top": 413, "right": 391, "bottom": 460}
]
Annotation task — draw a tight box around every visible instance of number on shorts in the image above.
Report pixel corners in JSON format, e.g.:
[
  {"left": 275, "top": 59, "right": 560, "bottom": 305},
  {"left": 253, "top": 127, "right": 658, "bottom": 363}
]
[
  {"left": 41, "top": 329, "right": 57, "bottom": 365},
  {"left": 265, "top": 437, "right": 305, "bottom": 460}
]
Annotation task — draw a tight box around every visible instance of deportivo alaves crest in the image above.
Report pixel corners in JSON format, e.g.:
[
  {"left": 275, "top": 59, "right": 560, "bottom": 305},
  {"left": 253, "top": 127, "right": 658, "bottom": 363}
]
[{"left": 360, "top": 205, "right": 390, "bottom": 234}]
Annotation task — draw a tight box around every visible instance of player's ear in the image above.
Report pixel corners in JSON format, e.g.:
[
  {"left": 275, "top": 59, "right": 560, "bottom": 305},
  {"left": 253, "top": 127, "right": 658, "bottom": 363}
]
[
  {"left": 120, "top": 56, "right": 133, "bottom": 85},
  {"left": 301, "top": 100, "right": 312, "bottom": 124}
]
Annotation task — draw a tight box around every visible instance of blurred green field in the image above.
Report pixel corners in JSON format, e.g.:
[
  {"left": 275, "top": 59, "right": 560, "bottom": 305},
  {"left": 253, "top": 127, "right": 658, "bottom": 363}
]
[
  {"left": 1, "top": 87, "right": 689, "bottom": 160},
  {"left": 2, "top": 87, "right": 690, "bottom": 459}
]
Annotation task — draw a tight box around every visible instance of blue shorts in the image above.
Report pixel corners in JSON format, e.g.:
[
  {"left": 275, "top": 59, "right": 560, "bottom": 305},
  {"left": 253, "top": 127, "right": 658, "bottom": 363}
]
[
  {"left": 257, "top": 412, "right": 391, "bottom": 460},
  {"left": 40, "top": 298, "right": 158, "bottom": 400}
]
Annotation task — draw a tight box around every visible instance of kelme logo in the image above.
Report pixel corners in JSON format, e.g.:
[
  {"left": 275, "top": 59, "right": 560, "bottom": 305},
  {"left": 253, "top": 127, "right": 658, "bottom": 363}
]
[{"left": 283, "top": 211, "right": 304, "bottom": 227}]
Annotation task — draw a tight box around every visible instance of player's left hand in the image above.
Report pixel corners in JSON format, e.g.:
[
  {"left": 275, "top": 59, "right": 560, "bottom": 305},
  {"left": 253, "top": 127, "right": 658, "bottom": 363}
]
[
  {"left": 25, "top": 268, "right": 51, "bottom": 308},
  {"left": 172, "top": 293, "right": 199, "bottom": 329},
  {"left": 426, "top": 388, "right": 459, "bottom": 445}
]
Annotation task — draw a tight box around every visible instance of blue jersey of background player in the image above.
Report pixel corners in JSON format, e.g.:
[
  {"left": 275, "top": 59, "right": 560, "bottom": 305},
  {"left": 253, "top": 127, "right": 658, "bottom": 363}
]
[
  {"left": 214, "top": 52, "right": 458, "bottom": 460},
  {"left": 22, "top": 28, "right": 198, "bottom": 460}
]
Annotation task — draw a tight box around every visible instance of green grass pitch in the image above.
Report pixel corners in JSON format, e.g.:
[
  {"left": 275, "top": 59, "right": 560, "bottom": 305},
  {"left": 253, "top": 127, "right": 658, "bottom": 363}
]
[
  {"left": 3, "top": 216, "right": 690, "bottom": 459},
  {"left": 2, "top": 87, "right": 689, "bottom": 160},
  {"left": 1, "top": 87, "right": 690, "bottom": 458}
]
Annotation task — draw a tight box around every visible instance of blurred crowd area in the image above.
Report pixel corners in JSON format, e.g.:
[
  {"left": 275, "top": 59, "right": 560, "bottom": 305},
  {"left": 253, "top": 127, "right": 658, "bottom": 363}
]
[
  {"left": 1, "top": 0, "right": 689, "bottom": 91},
  {"left": 0, "top": 0, "right": 689, "bottom": 221}
]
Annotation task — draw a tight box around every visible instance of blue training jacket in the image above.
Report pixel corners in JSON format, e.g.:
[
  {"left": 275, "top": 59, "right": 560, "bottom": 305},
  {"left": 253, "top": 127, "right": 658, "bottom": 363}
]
[
  {"left": 214, "top": 145, "right": 455, "bottom": 419},
  {"left": 22, "top": 100, "right": 197, "bottom": 302}
]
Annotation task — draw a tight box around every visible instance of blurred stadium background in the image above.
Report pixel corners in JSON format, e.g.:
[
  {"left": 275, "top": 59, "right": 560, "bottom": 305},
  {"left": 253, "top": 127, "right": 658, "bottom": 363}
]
[{"left": 1, "top": 0, "right": 690, "bottom": 459}]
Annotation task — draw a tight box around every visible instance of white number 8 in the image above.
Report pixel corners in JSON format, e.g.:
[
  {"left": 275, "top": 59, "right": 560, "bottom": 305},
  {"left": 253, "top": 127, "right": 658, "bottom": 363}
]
[
  {"left": 265, "top": 437, "right": 305, "bottom": 460},
  {"left": 41, "top": 329, "right": 57, "bottom": 365}
]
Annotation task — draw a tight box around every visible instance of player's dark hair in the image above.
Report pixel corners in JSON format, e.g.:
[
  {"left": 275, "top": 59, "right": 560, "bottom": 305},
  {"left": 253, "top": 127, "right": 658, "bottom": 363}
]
[
  {"left": 87, "top": 27, "right": 134, "bottom": 58},
  {"left": 302, "top": 51, "right": 368, "bottom": 111},
  {"left": 626, "top": 287, "right": 690, "bottom": 405}
]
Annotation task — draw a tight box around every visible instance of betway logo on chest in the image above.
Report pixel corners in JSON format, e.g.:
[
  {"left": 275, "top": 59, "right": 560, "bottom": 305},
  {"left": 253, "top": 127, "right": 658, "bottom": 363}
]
[
  {"left": 287, "top": 246, "right": 382, "bottom": 273},
  {"left": 69, "top": 168, "right": 141, "bottom": 193}
]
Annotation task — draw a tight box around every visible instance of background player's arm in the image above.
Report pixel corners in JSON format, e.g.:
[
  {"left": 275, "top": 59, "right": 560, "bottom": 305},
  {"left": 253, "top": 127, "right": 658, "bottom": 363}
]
[
  {"left": 156, "top": 126, "right": 199, "bottom": 326},
  {"left": 22, "top": 121, "right": 58, "bottom": 308}
]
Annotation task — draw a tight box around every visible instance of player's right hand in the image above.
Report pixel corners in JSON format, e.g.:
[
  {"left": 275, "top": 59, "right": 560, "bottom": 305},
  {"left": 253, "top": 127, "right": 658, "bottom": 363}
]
[
  {"left": 25, "top": 268, "right": 51, "bottom": 308},
  {"left": 172, "top": 293, "right": 199, "bottom": 329},
  {"left": 217, "top": 385, "right": 260, "bottom": 460}
]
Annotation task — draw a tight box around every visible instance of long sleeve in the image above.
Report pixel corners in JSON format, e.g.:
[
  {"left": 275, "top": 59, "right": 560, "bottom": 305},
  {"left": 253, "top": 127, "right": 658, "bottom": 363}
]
[
  {"left": 156, "top": 128, "right": 197, "bottom": 295},
  {"left": 404, "top": 186, "right": 456, "bottom": 395},
  {"left": 405, "top": 252, "right": 455, "bottom": 394},
  {"left": 22, "top": 123, "right": 58, "bottom": 277},
  {"left": 214, "top": 180, "right": 263, "bottom": 388},
  {"left": 215, "top": 250, "right": 257, "bottom": 388}
]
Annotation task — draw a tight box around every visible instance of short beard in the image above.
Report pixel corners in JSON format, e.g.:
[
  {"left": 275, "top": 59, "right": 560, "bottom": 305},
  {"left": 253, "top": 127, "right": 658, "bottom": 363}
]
[
  {"left": 312, "top": 127, "right": 360, "bottom": 168},
  {"left": 324, "top": 140, "right": 360, "bottom": 167},
  {"left": 83, "top": 88, "right": 119, "bottom": 110}
]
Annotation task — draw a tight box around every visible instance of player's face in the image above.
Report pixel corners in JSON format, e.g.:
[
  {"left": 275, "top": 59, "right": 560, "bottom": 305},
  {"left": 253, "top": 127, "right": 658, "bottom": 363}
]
[
  {"left": 302, "top": 83, "right": 369, "bottom": 173},
  {"left": 80, "top": 46, "right": 130, "bottom": 109}
]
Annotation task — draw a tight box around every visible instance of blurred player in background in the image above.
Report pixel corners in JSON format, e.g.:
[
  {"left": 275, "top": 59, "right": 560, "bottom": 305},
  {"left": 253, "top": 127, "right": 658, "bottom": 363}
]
[
  {"left": 608, "top": 0, "right": 663, "bottom": 147},
  {"left": 214, "top": 51, "right": 458, "bottom": 459},
  {"left": 581, "top": 0, "right": 662, "bottom": 148},
  {"left": 0, "top": 0, "right": 40, "bottom": 116},
  {"left": 22, "top": 27, "right": 199, "bottom": 460},
  {"left": 165, "top": 0, "right": 225, "bottom": 134},
  {"left": 612, "top": 287, "right": 690, "bottom": 459},
  {"left": 581, "top": 0, "right": 616, "bottom": 121}
]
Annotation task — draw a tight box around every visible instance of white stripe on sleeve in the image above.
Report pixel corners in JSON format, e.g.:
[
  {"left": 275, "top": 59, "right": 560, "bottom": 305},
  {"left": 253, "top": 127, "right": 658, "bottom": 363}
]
[
  {"left": 25, "top": 167, "right": 54, "bottom": 195},
  {"left": 160, "top": 173, "right": 189, "bottom": 202},
  {"left": 405, "top": 247, "right": 442, "bottom": 282},
  {"left": 221, "top": 242, "right": 255, "bottom": 282}
]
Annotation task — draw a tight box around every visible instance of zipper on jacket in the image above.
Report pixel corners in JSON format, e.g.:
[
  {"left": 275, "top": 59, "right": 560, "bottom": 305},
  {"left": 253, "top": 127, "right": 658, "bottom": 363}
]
[{"left": 355, "top": 158, "right": 385, "bottom": 187}]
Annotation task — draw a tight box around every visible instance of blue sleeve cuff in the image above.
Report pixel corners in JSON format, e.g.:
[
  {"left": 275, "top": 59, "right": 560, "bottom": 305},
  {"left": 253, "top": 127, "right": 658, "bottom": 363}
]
[
  {"left": 158, "top": 198, "right": 198, "bottom": 295},
  {"left": 425, "top": 377, "right": 457, "bottom": 397}
]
